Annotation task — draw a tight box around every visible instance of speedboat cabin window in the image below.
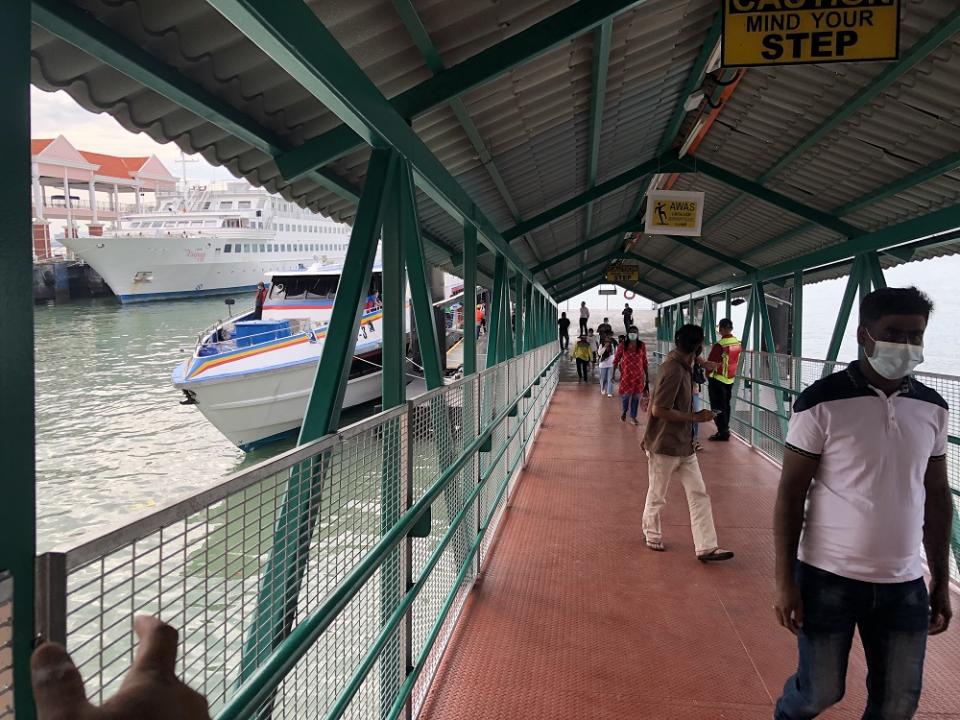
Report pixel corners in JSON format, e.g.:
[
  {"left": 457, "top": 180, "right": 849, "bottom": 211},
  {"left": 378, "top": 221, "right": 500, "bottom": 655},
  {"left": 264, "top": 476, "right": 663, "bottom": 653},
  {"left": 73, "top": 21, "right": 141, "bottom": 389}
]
[
  {"left": 224, "top": 244, "right": 232, "bottom": 253},
  {"left": 219, "top": 201, "right": 233, "bottom": 210},
  {"left": 238, "top": 201, "right": 252, "bottom": 210},
  {"left": 243, "top": 244, "right": 251, "bottom": 253}
]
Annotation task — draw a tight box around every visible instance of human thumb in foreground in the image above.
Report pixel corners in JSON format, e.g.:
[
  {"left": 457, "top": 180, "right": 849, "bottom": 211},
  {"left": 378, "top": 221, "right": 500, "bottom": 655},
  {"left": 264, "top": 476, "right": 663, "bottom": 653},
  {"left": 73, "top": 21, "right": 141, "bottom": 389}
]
[{"left": 32, "top": 615, "right": 210, "bottom": 720}]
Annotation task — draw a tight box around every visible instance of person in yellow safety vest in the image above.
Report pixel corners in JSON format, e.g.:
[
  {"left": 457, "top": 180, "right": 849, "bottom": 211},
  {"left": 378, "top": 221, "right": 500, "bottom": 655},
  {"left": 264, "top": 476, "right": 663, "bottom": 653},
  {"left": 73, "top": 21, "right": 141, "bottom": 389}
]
[{"left": 705, "top": 318, "right": 742, "bottom": 442}]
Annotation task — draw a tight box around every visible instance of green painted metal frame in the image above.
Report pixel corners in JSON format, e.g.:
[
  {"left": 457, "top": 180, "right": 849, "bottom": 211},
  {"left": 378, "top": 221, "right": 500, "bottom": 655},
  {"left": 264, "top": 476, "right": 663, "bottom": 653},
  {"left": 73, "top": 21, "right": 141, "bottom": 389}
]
[
  {"left": 792, "top": 271, "right": 803, "bottom": 359},
  {"left": 657, "top": 203, "right": 960, "bottom": 309},
  {"left": 824, "top": 256, "right": 865, "bottom": 365},
  {"left": 240, "top": 149, "right": 396, "bottom": 682},
  {"left": 755, "top": 282, "right": 790, "bottom": 439},
  {"left": 2, "top": 2, "right": 35, "bottom": 716},
  {"left": 207, "top": 0, "right": 546, "bottom": 295},
  {"left": 272, "top": 0, "right": 650, "bottom": 181},
  {"left": 578, "top": 18, "right": 613, "bottom": 283},
  {"left": 530, "top": 219, "right": 643, "bottom": 275},
  {"left": 486, "top": 256, "right": 506, "bottom": 368},
  {"left": 622, "top": 251, "right": 706, "bottom": 288},
  {"left": 662, "top": 235, "right": 755, "bottom": 273},
  {"left": 864, "top": 252, "right": 887, "bottom": 292},
  {"left": 462, "top": 225, "right": 478, "bottom": 376},
  {"left": 514, "top": 274, "right": 526, "bottom": 356},
  {"left": 727, "top": 283, "right": 757, "bottom": 432}
]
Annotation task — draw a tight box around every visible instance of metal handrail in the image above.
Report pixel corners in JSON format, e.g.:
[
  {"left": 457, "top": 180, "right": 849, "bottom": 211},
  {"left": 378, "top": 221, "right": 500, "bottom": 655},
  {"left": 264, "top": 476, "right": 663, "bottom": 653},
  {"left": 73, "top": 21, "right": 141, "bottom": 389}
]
[
  {"left": 48, "top": 404, "right": 408, "bottom": 572},
  {"left": 217, "top": 349, "right": 559, "bottom": 720}
]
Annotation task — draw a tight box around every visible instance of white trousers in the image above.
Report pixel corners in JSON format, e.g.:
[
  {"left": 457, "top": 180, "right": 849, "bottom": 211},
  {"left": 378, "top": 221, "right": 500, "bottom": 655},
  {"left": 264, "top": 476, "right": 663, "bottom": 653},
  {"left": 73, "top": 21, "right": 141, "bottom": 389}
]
[{"left": 642, "top": 452, "right": 719, "bottom": 553}]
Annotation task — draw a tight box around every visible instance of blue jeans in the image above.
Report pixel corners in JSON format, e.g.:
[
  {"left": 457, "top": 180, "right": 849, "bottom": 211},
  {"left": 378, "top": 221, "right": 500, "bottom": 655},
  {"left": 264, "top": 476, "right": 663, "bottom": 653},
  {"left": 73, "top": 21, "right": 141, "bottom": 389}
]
[
  {"left": 620, "top": 393, "right": 640, "bottom": 419},
  {"left": 775, "top": 562, "right": 929, "bottom": 720},
  {"left": 599, "top": 367, "right": 614, "bottom": 394}
]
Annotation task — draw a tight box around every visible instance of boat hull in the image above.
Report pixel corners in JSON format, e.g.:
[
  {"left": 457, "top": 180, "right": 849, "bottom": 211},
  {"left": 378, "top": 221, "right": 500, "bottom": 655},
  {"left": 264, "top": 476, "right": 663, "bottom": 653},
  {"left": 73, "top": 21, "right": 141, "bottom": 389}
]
[
  {"left": 60, "top": 235, "right": 320, "bottom": 303},
  {"left": 176, "top": 358, "right": 385, "bottom": 450}
]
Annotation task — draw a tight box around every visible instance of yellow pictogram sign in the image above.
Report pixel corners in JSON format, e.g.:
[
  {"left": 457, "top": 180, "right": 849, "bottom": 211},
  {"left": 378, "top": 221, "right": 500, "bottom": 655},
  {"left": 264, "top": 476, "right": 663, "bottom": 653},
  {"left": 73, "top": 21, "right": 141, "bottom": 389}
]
[
  {"left": 644, "top": 190, "right": 705, "bottom": 237},
  {"left": 722, "top": 0, "right": 900, "bottom": 68},
  {"left": 605, "top": 266, "right": 640, "bottom": 283}
]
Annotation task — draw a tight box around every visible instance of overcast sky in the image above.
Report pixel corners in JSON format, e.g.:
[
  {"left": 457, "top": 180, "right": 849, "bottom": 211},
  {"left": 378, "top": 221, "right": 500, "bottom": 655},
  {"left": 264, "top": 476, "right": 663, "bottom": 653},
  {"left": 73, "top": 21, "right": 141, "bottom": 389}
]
[{"left": 31, "top": 87, "right": 236, "bottom": 185}]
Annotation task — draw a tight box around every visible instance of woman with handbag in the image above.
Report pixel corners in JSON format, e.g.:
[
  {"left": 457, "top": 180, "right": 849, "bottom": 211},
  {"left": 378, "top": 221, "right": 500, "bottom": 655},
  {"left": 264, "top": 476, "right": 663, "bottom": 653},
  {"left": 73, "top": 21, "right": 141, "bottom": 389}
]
[{"left": 613, "top": 326, "right": 649, "bottom": 425}]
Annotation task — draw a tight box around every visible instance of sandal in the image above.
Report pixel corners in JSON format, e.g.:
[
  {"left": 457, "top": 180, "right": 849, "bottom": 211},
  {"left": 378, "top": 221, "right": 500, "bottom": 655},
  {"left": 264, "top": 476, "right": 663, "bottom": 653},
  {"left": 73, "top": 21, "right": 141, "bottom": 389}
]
[
  {"left": 645, "top": 539, "right": 665, "bottom": 552},
  {"left": 697, "top": 548, "right": 734, "bottom": 563}
]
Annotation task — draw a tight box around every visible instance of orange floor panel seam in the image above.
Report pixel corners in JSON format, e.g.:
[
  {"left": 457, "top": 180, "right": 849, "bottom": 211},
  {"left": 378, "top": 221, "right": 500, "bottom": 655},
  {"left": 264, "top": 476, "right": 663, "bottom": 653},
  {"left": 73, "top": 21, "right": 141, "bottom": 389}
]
[{"left": 419, "top": 380, "right": 960, "bottom": 720}]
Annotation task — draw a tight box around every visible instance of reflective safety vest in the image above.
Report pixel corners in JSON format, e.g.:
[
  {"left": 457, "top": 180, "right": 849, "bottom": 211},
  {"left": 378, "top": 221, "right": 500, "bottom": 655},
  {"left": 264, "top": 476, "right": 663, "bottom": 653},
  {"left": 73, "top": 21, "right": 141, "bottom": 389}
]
[{"left": 708, "top": 335, "right": 741, "bottom": 385}]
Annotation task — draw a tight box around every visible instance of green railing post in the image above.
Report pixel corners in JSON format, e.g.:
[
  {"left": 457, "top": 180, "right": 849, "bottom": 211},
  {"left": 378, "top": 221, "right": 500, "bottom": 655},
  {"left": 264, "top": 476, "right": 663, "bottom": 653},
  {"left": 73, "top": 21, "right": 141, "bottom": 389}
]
[
  {"left": 1, "top": 2, "right": 36, "bottom": 716},
  {"left": 728, "top": 285, "right": 756, "bottom": 442},
  {"left": 240, "top": 149, "right": 396, "bottom": 688},
  {"left": 792, "top": 270, "right": 803, "bottom": 398},
  {"left": 378, "top": 158, "right": 406, "bottom": 718}
]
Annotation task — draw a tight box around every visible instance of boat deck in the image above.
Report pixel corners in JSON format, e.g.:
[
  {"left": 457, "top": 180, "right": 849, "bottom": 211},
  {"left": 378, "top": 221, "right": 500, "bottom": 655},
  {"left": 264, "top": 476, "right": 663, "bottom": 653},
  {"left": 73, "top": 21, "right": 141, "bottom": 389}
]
[{"left": 420, "top": 375, "right": 960, "bottom": 719}]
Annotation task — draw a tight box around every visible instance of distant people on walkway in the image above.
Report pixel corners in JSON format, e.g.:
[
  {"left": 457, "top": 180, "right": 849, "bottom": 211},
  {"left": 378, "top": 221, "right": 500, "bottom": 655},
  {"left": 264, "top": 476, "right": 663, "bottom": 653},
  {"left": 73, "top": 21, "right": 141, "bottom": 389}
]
[
  {"left": 622, "top": 303, "right": 633, "bottom": 333},
  {"left": 641, "top": 324, "right": 734, "bottom": 563},
  {"left": 772, "top": 287, "right": 951, "bottom": 720},
  {"left": 613, "top": 326, "right": 649, "bottom": 425},
  {"left": 253, "top": 281, "right": 268, "bottom": 319},
  {"left": 597, "top": 317, "right": 613, "bottom": 339},
  {"left": 597, "top": 334, "right": 616, "bottom": 397},
  {"left": 475, "top": 304, "right": 485, "bottom": 339},
  {"left": 706, "top": 318, "right": 741, "bottom": 442},
  {"left": 571, "top": 334, "right": 593, "bottom": 382},
  {"left": 579, "top": 301, "right": 590, "bottom": 335},
  {"left": 691, "top": 352, "right": 717, "bottom": 451},
  {"left": 558, "top": 312, "right": 571, "bottom": 352},
  {"left": 32, "top": 615, "right": 210, "bottom": 720}
]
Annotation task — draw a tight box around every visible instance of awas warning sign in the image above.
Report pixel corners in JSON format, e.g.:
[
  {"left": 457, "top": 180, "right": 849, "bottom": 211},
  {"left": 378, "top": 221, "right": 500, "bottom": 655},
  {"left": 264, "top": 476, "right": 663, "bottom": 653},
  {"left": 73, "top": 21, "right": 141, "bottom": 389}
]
[
  {"left": 722, "top": 0, "right": 900, "bottom": 68},
  {"left": 644, "top": 190, "right": 705, "bottom": 237}
]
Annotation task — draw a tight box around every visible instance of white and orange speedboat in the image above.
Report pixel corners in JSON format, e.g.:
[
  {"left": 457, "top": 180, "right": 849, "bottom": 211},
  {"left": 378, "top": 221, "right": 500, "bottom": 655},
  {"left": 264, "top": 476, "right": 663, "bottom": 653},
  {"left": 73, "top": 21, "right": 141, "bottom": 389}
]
[{"left": 172, "top": 263, "right": 400, "bottom": 450}]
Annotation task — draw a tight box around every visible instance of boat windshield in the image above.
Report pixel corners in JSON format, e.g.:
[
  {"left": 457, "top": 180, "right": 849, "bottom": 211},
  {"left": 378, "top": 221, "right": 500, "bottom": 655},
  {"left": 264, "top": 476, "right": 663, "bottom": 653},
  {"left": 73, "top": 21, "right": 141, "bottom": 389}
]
[{"left": 268, "top": 272, "right": 381, "bottom": 301}]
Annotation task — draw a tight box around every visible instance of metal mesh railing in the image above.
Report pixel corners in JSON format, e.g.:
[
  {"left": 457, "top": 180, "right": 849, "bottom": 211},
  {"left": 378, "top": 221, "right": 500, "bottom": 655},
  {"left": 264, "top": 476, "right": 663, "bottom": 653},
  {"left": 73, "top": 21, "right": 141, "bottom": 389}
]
[
  {"left": 651, "top": 340, "right": 960, "bottom": 585},
  {"left": 36, "top": 343, "right": 560, "bottom": 720}
]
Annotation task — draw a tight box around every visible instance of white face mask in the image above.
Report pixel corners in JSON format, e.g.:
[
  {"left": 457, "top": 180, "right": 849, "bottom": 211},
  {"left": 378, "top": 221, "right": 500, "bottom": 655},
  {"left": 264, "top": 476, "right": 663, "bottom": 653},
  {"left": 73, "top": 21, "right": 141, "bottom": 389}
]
[
  {"left": 865, "top": 330, "right": 924, "bottom": 380},
  {"left": 628, "top": 332, "right": 638, "bottom": 341}
]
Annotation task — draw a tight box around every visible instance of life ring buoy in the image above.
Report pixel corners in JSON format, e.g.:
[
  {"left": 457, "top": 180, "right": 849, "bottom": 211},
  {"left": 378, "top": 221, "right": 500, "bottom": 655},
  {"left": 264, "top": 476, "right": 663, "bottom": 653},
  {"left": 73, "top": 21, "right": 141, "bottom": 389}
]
[{"left": 623, "top": 290, "right": 636, "bottom": 300}]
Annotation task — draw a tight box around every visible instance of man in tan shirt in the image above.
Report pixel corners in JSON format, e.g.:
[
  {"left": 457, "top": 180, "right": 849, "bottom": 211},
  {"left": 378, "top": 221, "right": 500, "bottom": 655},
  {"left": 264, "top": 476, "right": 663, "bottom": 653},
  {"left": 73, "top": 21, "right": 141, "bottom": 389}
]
[{"left": 642, "top": 324, "right": 734, "bottom": 562}]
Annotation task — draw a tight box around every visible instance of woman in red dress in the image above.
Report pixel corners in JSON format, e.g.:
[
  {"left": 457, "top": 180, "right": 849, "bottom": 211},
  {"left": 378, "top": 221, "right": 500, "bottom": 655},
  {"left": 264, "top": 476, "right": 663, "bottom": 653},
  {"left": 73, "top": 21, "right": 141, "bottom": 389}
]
[{"left": 614, "top": 326, "right": 649, "bottom": 425}]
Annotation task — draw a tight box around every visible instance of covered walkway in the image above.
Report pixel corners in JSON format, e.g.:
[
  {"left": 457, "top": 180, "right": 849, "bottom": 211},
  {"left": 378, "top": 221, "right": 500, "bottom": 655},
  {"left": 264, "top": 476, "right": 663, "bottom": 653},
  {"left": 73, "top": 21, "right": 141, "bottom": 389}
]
[{"left": 421, "top": 381, "right": 960, "bottom": 720}]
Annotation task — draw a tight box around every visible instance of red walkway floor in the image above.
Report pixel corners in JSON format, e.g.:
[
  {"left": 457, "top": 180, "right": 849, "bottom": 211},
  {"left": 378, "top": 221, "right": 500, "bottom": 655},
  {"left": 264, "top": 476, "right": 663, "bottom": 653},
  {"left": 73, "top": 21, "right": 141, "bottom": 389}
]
[{"left": 421, "top": 377, "right": 960, "bottom": 719}]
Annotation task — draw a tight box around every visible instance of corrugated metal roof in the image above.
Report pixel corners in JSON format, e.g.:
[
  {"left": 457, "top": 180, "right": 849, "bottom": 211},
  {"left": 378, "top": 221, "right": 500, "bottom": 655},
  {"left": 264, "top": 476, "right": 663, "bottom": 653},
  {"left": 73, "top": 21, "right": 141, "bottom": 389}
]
[{"left": 30, "top": 0, "right": 960, "bottom": 303}]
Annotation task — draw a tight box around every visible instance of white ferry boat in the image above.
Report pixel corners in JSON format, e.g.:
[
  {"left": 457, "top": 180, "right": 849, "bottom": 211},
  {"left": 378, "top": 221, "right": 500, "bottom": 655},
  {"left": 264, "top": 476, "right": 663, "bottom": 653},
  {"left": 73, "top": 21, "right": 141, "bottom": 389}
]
[
  {"left": 60, "top": 182, "right": 353, "bottom": 302},
  {"left": 172, "top": 264, "right": 401, "bottom": 450}
]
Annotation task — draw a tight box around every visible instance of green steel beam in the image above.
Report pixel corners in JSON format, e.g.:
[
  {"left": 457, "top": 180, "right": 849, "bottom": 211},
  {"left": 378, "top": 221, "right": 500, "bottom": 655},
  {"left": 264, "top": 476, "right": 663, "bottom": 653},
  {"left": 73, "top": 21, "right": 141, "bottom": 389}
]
[
  {"left": 685, "top": 158, "right": 862, "bottom": 237},
  {"left": 824, "top": 256, "right": 863, "bottom": 365},
  {"left": 662, "top": 234, "right": 755, "bottom": 273},
  {"left": 622, "top": 252, "right": 706, "bottom": 289},
  {"left": 501, "top": 151, "right": 686, "bottom": 242},
  {"left": 835, "top": 150, "right": 960, "bottom": 217},
  {"left": 759, "top": 8, "right": 960, "bottom": 183},
  {"left": 392, "top": 0, "right": 534, "bottom": 261},
  {"left": 241, "top": 149, "right": 396, "bottom": 684},
  {"left": 380, "top": 162, "right": 407, "bottom": 409},
  {"left": 500, "top": 269, "right": 514, "bottom": 360},
  {"left": 530, "top": 219, "right": 643, "bottom": 274},
  {"left": 462, "top": 225, "right": 477, "bottom": 375},
  {"left": 579, "top": 19, "right": 613, "bottom": 282},
  {"left": 865, "top": 252, "right": 887, "bottom": 292},
  {"left": 657, "top": 203, "right": 960, "bottom": 307},
  {"left": 756, "top": 281, "right": 790, "bottom": 439},
  {"left": 514, "top": 275, "right": 525, "bottom": 356},
  {"left": 881, "top": 228, "right": 960, "bottom": 263},
  {"left": 2, "top": 1, "right": 35, "bottom": 716},
  {"left": 207, "top": 0, "right": 546, "bottom": 294},
  {"left": 791, "top": 270, "right": 803, "bottom": 359},
  {"left": 523, "top": 280, "right": 535, "bottom": 352},
  {"left": 486, "top": 255, "right": 506, "bottom": 368},
  {"left": 274, "top": 0, "right": 650, "bottom": 180},
  {"left": 31, "top": 0, "right": 359, "bottom": 202},
  {"left": 657, "top": 13, "right": 721, "bottom": 155},
  {"left": 546, "top": 252, "right": 618, "bottom": 289}
]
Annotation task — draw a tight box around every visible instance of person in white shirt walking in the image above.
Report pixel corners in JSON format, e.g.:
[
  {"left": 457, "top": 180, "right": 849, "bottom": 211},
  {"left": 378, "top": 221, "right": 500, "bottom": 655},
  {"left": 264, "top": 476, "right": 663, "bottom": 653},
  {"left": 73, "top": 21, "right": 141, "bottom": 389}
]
[
  {"left": 579, "top": 301, "right": 590, "bottom": 336},
  {"left": 597, "top": 335, "right": 616, "bottom": 397},
  {"left": 773, "top": 287, "right": 952, "bottom": 720}
]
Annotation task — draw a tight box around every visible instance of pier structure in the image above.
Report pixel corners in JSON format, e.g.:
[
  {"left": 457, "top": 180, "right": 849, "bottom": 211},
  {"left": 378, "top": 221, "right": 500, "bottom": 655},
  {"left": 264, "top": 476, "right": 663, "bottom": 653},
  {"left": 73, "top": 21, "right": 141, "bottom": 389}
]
[{"left": 3, "top": 1, "right": 960, "bottom": 719}]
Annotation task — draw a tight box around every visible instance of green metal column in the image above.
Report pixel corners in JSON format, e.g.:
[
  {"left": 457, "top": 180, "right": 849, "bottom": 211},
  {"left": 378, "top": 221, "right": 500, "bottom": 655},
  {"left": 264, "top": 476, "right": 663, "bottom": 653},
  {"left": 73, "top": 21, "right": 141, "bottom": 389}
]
[
  {"left": 792, "top": 270, "right": 803, "bottom": 398},
  {"left": 825, "top": 255, "right": 865, "bottom": 366},
  {"left": 728, "top": 284, "right": 756, "bottom": 441},
  {"left": 752, "top": 283, "right": 762, "bottom": 447},
  {"left": 724, "top": 289, "right": 732, "bottom": 320},
  {"left": 241, "top": 148, "right": 396, "bottom": 682},
  {"left": 500, "top": 269, "right": 514, "bottom": 361},
  {"left": 400, "top": 163, "right": 444, "bottom": 389},
  {"left": 377, "top": 158, "right": 405, "bottom": 717},
  {"left": 865, "top": 251, "right": 887, "bottom": 291},
  {"left": 514, "top": 273, "right": 525, "bottom": 356},
  {"left": 1, "top": 2, "right": 35, "bottom": 716},
  {"left": 522, "top": 280, "right": 534, "bottom": 352},
  {"left": 756, "top": 282, "right": 790, "bottom": 439},
  {"left": 486, "top": 255, "right": 506, "bottom": 367},
  {"left": 462, "top": 225, "right": 477, "bottom": 375}
]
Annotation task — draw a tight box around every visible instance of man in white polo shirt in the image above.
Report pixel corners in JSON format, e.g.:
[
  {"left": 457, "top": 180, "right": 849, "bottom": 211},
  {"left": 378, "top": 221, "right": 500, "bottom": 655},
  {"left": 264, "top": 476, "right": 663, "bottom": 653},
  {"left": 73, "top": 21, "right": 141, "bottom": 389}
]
[{"left": 773, "top": 287, "right": 953, "bottom": 719}]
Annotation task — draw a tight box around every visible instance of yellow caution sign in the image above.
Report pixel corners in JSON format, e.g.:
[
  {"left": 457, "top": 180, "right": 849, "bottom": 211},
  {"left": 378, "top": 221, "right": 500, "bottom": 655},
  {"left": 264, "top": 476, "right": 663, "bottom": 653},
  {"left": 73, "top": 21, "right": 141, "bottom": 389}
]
[
  {"left": 722, "top": 0, "right": 900, "bottom": 68},
  {"left": 605, "top": 265, "right": 640, "bottom": 283},
  {"left": 644, "top": 190, "right": 705, "bottom": 237}
]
